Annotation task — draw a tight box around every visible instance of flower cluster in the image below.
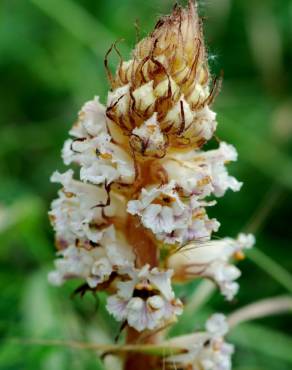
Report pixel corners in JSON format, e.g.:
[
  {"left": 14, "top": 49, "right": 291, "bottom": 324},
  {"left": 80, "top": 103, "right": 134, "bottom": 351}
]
[{"left": 49, "top": 2, "right": 254, "bottom": 369}]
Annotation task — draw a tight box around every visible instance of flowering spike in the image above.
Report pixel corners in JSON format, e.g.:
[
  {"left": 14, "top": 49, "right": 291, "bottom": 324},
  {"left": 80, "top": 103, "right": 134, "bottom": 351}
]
[{"left": 49, "top": 2, "right": 254, "bottom": 369}]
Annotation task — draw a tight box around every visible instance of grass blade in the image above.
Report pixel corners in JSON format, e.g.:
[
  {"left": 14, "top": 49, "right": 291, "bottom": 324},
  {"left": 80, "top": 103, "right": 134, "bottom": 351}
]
[
  {"left": 230, "top": 323, "right": 292, "bottom": 363},
  {"left": 247, "top": 248, "right": 292, "bottom": 294}
]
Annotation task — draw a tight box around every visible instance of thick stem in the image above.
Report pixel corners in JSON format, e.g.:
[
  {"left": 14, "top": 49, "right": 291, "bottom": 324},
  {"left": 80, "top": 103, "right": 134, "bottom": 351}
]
[
  {"left": 125, "top": 214, "right": 158, "bottom": 268},
  {"left": 124, "top": 213, "right": 160, "bottom": 369},
  {"left": 124, "top": 328, "right": 159, "bottom": 370}
]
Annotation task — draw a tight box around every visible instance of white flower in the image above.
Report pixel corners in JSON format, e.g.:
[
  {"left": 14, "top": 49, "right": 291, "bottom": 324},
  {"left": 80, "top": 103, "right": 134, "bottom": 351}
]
[
  {"left": 49, "top": 170, "right": 123, "bottom": 245},
  {"left": 166, "top": 314, "right": 234, "bottom": 370},
  {"left": 162, "top": 141, "right": 242, "bottom": 197},
  {"left": 192, "top": 106, "right": 218, "bottom": 142},
  {"left": 48, "top": 244, "right": 111, "bottom": 287},
  {"left": 167, "top": 233, "right": 255, "bottom": 300},
  {"left": 48, "top": 226, "right": 135, "bottom": 288},
  {"left": 162, "top": 206, "right": 220, "bottom": 245},
  {"left": 62, "top": 96, "right": 135, "bottom": 185},
  {"left": 106, "top": 265, "right": 183, "bottom": 331},
  {"left": 162, "top": 158, "right": 213, "bottom": 197},
  {"left": 81, "top": 140, "right": 135, "bottom": 185},
  {"left": 127, "top": 182, "right": 189, "bottom": 236},
  {"left": 71, "top": 96, "right": 107, "bottom": 138},
  {"left": 130, "top": 113, "right": 166, "bottom": 156},
  {"left": 63, "top": 132, "right": 111, "bottom": 166},
  {"left": 205, "top": 313, "right": 229, "bottom": 338},
  {"left": 128, "top": 183, "right": 220, "bottom": 245},
  {"left": 237, "top": 233, "right": 255, "bottom": 249},
  {"left": 205, "top": 142, "right": 242, "bottom": 197}
]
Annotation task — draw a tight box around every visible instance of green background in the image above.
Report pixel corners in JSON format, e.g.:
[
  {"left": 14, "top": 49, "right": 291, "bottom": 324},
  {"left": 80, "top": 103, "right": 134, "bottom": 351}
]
[{"left": 1, "top": 0, "right": 292, "bottom": 369}]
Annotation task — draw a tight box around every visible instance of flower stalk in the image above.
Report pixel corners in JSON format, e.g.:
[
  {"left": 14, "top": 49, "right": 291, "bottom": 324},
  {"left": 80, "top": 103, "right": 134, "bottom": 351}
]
[{"left": 49, "top": 1, "right": 255, "bottom": 369}]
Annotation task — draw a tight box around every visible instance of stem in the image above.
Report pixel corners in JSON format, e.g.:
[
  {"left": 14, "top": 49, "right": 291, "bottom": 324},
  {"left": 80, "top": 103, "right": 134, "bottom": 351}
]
[
  {"left": 124, "top": 214, "right": 160, "bottom": 369},
  {"left": 125, "top": 214, "right": 158, "bottom": 268},
  {"left": 124, "top": 329, "right": 160, "bottom": 370},
  {"left": 228, "top": 296, "right": 292, "bottom": 328},
  {"left": 9, "top": 337, "right": 184, "bottom": 356},
  {"left": 184, "top": 280, "right": 215, "bottom": 315}
]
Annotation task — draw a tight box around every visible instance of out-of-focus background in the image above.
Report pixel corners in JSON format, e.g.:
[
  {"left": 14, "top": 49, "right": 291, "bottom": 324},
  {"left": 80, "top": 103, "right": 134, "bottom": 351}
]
[{"left": 1, "top": 0, "right": 292, "bottom": 369}]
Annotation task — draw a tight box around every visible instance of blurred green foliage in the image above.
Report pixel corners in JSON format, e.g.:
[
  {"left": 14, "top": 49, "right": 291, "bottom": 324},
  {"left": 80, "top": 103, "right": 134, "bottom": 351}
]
[{"left": 0, "top": 0, "right": 292, "bottom": 369}]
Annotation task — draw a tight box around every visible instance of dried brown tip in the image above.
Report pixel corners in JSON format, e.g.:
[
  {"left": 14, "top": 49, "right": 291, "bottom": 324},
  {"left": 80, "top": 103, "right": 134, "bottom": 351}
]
[{"left": 107, "top": 1, "right": 216, "bottom": 152}]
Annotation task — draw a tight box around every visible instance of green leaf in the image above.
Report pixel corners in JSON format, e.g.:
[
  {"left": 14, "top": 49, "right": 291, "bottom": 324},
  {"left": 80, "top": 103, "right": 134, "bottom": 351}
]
[
  {"left": 219, "top": 115, "right": 292, "bottom": 191},
  {"left": 247, "top": 248, "right": 292, "bottom": 294},
  {"left": 230, "top": 323, "right": 292, "bottom": 363},
  {"left": 29, "top": 0, "right": 130, "bottom": 60}
]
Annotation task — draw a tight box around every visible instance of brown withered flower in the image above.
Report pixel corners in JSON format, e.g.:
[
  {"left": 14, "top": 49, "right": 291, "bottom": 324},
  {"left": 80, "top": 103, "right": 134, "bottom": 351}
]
[{"left": 106, "top": 1, "right": 218, "bottom": 155}]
